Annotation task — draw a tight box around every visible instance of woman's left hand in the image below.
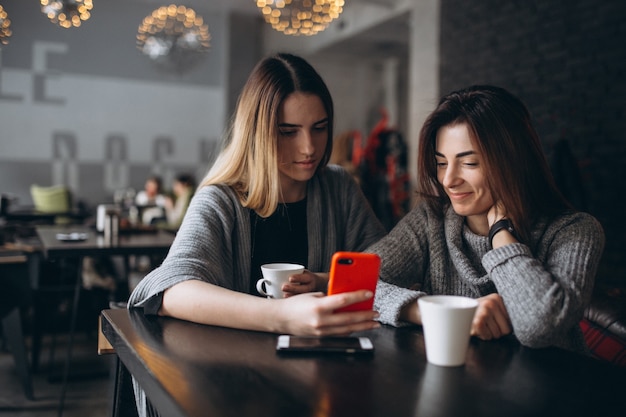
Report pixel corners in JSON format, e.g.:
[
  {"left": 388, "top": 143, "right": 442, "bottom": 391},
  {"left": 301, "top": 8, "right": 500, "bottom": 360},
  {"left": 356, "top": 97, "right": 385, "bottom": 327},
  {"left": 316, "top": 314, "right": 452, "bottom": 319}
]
[{"left": 282, "top": 270, "right": 326, "bottom": 296}]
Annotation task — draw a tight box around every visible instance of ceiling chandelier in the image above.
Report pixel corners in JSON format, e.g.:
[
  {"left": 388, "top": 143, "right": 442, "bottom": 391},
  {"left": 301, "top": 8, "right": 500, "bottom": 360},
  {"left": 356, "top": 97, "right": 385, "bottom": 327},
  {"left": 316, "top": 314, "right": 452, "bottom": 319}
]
[
  {"left": 256, "top": 0, "right": 345, "bottom": 36},
  {"left": 40, "top": 0, "right": 93, "bottom": 29},
  {"left": 136, "top": 4, "right": 211, "bottom": 75},
  {"left": 0, "top": 6, "right": 11, "bottom": 46}
]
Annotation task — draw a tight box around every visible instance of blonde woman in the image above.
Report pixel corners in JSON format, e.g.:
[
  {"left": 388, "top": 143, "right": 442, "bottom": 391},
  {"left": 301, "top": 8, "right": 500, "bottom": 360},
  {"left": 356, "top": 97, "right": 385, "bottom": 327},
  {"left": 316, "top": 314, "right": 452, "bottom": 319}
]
[{"left": 129, "top": 53, "right": 385, "bottom": 335}]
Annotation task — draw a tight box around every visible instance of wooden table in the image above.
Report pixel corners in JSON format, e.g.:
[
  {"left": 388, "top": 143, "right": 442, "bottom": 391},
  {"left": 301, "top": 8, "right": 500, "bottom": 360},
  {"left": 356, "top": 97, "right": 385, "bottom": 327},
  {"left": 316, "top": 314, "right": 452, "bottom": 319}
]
[
  {"left": 35, "top": 225, "right": 175, "bottom": 417},
  {"left": 101, "top": 308, "right": 626, "bottom": 417},
  {"left": 35, "top": 225, "right": 175, "bottom": 258}
]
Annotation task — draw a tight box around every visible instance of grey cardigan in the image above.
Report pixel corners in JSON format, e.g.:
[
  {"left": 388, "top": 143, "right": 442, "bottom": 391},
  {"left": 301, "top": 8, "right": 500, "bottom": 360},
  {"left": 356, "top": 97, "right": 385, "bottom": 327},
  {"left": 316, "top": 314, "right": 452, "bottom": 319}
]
[
  {"left": 370, "top": 202, "right": 605, "bottom": 354},
  {"left": 129, "top": 164, "right": 387, "bottom": 307},
  {"left": 129, "top": 165, "right": 386, "bottom": 417}
]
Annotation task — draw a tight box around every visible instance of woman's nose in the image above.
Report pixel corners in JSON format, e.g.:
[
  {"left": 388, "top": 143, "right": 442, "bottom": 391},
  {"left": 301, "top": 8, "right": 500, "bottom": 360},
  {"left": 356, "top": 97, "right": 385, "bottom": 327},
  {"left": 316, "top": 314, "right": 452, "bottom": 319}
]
[
  {"left": 300, "top": 131, "right": 315, "bottom": 155},
  {"left": 442, "top": 165, "right": 461, "bottom": 187}
]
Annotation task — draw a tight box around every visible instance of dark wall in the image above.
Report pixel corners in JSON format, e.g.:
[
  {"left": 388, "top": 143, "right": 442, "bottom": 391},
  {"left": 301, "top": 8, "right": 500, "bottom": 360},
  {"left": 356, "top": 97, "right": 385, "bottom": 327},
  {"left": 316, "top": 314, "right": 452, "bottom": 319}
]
[{"left": 439, "top": 0, "right": 626, "bottom": 284}]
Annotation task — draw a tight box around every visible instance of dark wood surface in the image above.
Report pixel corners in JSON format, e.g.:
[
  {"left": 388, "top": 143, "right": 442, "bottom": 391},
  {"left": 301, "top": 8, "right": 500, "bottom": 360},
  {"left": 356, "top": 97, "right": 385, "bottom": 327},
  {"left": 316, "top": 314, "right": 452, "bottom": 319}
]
[
  {"left": 35, "top": 225, "right": 175, "bottom": 259},
  {"left": 101, "top": 308, "right": 626, "bottom": 417}
]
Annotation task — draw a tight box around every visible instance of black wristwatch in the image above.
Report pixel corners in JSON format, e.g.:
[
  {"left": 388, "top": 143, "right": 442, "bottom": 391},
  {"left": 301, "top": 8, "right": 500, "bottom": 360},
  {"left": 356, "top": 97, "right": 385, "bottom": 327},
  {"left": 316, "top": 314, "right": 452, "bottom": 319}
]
[{"left": 488, "top": 218, "right": 516, "bottom": 248}]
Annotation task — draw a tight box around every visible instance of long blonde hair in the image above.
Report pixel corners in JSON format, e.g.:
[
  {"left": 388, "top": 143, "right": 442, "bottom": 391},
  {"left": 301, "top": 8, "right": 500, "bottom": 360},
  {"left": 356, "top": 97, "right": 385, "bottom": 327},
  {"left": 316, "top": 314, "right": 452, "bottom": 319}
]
[{"left": 201, "top": 53, "right": 334, "bottom": 217}]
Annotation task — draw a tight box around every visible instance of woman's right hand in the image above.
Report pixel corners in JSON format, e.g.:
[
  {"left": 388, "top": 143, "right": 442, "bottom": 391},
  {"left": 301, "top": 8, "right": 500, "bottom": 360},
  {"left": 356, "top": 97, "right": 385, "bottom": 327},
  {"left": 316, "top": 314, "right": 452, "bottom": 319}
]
[
  {"left": 273, "top": 290, "right": 380, "bottom": 336},
  {"left": 471, "top": 293, "right": 512, "bottom": 340}
]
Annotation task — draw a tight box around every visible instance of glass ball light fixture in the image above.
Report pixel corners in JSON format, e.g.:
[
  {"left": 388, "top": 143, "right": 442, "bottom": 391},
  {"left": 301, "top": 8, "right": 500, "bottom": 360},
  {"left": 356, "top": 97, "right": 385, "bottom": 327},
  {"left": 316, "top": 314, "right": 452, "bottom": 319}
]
[
  {"left": 0, "top": 6, "right": 11, "bottom": 46},
  {"left": 136, "top": 4, "right": 211, "bottom": 74},
  {"left": 40, "top": 0, "right": 93, "bottom": 29},
  {"left": 256, "top": 0, "right": 345, "bottom": 36}
]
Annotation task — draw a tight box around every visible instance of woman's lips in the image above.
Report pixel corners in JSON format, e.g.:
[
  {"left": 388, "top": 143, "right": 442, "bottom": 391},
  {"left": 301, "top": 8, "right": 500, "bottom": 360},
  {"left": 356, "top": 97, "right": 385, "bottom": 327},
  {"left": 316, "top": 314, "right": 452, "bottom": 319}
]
[
  {"left": 295, "top": 159, "right": 317, "bottom": 169},
  {"left": 448, "top": 191, "right": 472, "bottom": 201}
]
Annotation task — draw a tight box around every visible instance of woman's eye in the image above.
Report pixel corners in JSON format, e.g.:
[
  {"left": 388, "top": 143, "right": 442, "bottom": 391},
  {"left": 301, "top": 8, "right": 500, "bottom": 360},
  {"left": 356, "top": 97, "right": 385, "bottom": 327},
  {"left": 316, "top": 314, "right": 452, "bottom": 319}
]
[
  {"left": 279, "top": 130, "right": 297, "bottom": 137},
  {"left": 463, "top": 162, "right": 479, "bottom": 167},
  {"left": 436, "top": 161, "right": 447, "bottom": 168},
  {"left": 313, "top": 124, "right": 328, "bottom": 132}
]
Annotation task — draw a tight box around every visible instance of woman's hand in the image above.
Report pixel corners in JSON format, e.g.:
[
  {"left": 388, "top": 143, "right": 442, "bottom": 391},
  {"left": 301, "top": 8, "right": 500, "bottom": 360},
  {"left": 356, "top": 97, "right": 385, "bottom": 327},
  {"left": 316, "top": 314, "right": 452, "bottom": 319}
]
[
  {"left": 487, "top": 201, "right": 518, "bottom": 248},
  {"left": 282, "top": 271, "right": 328, "bottom": 296},
  {"left": 471, "top": 293, "right": 512, "bottom": 340},
  {"left": 274, "top": 290, "right": 380, "bottom": 336}
]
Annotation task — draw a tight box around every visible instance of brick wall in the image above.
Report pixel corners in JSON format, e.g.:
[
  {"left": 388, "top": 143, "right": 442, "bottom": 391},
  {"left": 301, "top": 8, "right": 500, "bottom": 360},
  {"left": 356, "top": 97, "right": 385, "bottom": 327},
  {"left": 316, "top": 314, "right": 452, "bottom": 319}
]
[{"left": 440, "top": 0, "right": 626, "bottom": 285}]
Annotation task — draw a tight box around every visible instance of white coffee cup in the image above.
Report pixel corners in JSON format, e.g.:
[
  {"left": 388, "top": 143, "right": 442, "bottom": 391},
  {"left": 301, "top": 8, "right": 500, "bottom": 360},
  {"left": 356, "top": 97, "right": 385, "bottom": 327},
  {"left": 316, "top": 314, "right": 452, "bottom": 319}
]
[
  {"left": 256, "top": 263, "right": 305, "bottom": 299},
  {"left": 418, "top": 295, "right": 478, "bottom": 367},
  {"left": 97, "top": 204, "right": 121, "bottom": 232}
]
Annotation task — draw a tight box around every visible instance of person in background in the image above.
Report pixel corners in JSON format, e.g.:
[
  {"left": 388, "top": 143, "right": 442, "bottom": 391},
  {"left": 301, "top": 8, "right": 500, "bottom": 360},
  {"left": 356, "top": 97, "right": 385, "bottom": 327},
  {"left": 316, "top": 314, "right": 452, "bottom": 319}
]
[
  {"left": 370, "top": 85, "right": 604, "bottom": 355},
  {"left": 135, "top": 175, "right": 166, "bottom": 206},
  {"left": 135, "top": 175, "right": 167, "bottom": 225},
  {"left": 162, "top": 173, "right": 195, "bottom": 229}
]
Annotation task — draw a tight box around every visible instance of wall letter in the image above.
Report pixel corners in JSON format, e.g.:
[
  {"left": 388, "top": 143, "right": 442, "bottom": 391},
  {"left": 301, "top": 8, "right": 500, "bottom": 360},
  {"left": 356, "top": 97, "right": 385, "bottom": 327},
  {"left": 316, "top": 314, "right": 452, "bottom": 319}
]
[
  {"left": 52, "top": 132, "right": 79, "bottom": 191},
  {"left": 104, "top": 135, "right": 129, "bottom": 192},
  {"left": 33, "top": 41, "right": 68, "bottom": 105}
]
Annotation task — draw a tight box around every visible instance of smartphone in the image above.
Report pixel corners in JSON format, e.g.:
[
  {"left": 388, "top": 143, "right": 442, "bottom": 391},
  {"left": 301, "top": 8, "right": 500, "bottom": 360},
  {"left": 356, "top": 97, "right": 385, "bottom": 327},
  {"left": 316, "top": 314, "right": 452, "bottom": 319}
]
[
  {"left": 327, "top": 251, "right": 381, "bottom": 312},
  {"left": 56, "top": 232, "right": 88, "bottom": 242},
  {"left": 276, "top": 335, "right": 374, "bottom": 354}
]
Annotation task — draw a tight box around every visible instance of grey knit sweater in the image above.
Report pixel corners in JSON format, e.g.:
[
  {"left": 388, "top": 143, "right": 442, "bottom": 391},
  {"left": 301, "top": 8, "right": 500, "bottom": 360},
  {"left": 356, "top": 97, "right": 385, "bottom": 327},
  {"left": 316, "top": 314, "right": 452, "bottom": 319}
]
[
  {"left": 129, "top": 164, "right": 387, "bottom": 307},
  {"left": 370, "top": 202, "right": 605, "bottom": 354}
]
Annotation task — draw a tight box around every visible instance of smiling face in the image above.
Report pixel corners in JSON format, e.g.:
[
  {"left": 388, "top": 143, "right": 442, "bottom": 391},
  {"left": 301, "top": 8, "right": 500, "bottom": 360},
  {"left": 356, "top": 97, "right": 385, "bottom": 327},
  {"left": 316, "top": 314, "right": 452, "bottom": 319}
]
[
  {"left": 277, "top": 92, "right": 329, "bottom": 202},
  {"left": 435, "top": 123, "right": 494, "bottom": 231}
]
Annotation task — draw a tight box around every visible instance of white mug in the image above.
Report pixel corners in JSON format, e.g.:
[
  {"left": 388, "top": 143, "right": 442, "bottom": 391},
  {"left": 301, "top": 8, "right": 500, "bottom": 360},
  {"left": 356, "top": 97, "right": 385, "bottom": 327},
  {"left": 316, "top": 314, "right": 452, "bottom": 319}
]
[
  {"left": 418, "top": 295, "right": 478, "bottom": 367},
  {"left": 97, "top": 204, "right": 121, "bottom": 232},
  {"left": 256, "top": 263, "right": 305, "bottom": 299}
]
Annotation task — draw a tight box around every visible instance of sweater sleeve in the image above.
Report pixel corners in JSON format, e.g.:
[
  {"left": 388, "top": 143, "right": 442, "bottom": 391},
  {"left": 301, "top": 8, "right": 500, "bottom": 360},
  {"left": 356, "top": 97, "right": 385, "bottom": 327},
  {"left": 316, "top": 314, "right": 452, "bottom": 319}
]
[
  {"left": 374, "top": 280, "right": 424, "bottom": 326},
  {"left": 368, "top": 204, "right": 433, "bottom": 326},
  {"left": 128, "top": 186, "right": 241, "bottom": 308},
  {"left": 482, "top": 212, "right": 605, "bottom": 349}
]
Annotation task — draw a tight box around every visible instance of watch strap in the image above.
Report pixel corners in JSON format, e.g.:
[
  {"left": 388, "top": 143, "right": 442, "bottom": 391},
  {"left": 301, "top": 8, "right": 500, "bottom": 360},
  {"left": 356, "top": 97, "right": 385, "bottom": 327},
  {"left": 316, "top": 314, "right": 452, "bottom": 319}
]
[{"left": 489, "top": 218, "right": 516, "bottom": 248}]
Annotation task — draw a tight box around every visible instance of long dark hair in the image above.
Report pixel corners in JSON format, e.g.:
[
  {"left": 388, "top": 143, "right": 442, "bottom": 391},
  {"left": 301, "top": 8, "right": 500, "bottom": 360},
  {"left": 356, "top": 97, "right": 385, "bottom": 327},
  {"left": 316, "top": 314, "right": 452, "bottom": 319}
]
[{"left": 417, "top": 85, "right": 571, "bottom": 242}]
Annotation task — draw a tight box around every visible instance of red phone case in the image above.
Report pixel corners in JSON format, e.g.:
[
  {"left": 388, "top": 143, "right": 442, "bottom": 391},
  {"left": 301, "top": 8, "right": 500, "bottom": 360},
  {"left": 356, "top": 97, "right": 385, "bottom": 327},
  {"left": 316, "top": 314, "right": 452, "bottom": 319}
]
[{"left": 327, "top": 252, "right": 381, "bottom": 312}]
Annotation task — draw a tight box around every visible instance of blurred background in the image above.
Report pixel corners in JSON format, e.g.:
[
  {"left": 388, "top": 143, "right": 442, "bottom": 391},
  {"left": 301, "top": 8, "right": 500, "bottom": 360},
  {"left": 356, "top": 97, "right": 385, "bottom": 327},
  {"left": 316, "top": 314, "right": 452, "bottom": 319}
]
[
  {"left": 0, "top": 1, "right": 625, "bottom": 414},
  {"left": 0, "top": 0, "right": 624, "bottom": 292}
]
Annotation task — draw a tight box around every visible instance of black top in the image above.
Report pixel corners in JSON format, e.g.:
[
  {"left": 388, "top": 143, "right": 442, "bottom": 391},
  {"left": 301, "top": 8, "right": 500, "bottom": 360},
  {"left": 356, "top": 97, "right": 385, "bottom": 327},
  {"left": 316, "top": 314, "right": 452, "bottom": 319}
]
[
  {"left": 250, "top": 199, "right": 308, "bottom": 295},
  {"left": 138, "top": 201, "right": 310, "bottom": 313}
]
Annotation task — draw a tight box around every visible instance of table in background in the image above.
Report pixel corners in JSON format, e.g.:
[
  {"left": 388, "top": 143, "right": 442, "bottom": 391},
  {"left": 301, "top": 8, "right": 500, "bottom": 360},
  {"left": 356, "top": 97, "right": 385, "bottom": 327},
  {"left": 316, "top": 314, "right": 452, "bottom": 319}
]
[
  {"left": 101, "top": 308, "right": 626, "bottom": 417},
  {"left": 35, "top": 225, "right": 175, "bottom": 259},
  {"left": 35, "top": 225, "right": 175, "bottom": 417}
]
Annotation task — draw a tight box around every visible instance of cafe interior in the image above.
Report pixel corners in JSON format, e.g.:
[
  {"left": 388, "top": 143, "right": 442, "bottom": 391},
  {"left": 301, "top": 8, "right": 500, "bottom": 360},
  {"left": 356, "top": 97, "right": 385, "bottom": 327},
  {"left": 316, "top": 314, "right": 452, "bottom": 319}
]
[{"left": 1, "top": 0, "right": 625, "bottom": 416}]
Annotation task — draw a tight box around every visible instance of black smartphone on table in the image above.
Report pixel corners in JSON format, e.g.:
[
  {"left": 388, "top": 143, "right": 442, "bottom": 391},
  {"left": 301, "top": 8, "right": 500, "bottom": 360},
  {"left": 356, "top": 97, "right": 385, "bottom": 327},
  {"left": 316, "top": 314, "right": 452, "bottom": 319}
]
[{"left": 276, "top": 335, "right": 374, "bottom": 354}]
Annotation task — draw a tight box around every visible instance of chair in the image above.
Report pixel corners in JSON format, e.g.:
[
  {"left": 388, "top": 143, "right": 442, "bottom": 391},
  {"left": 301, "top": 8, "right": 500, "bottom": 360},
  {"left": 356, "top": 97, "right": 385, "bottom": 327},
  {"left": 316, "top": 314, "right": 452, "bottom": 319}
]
[
  {"left": 0, "top": 253, "right": 34, "bottom": 400},
  {"left": 581, "top": 285, "right": 626, "bottom": 366},
  {"left": 30, "top": 184, "right": 72, "bottom": 224}
]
